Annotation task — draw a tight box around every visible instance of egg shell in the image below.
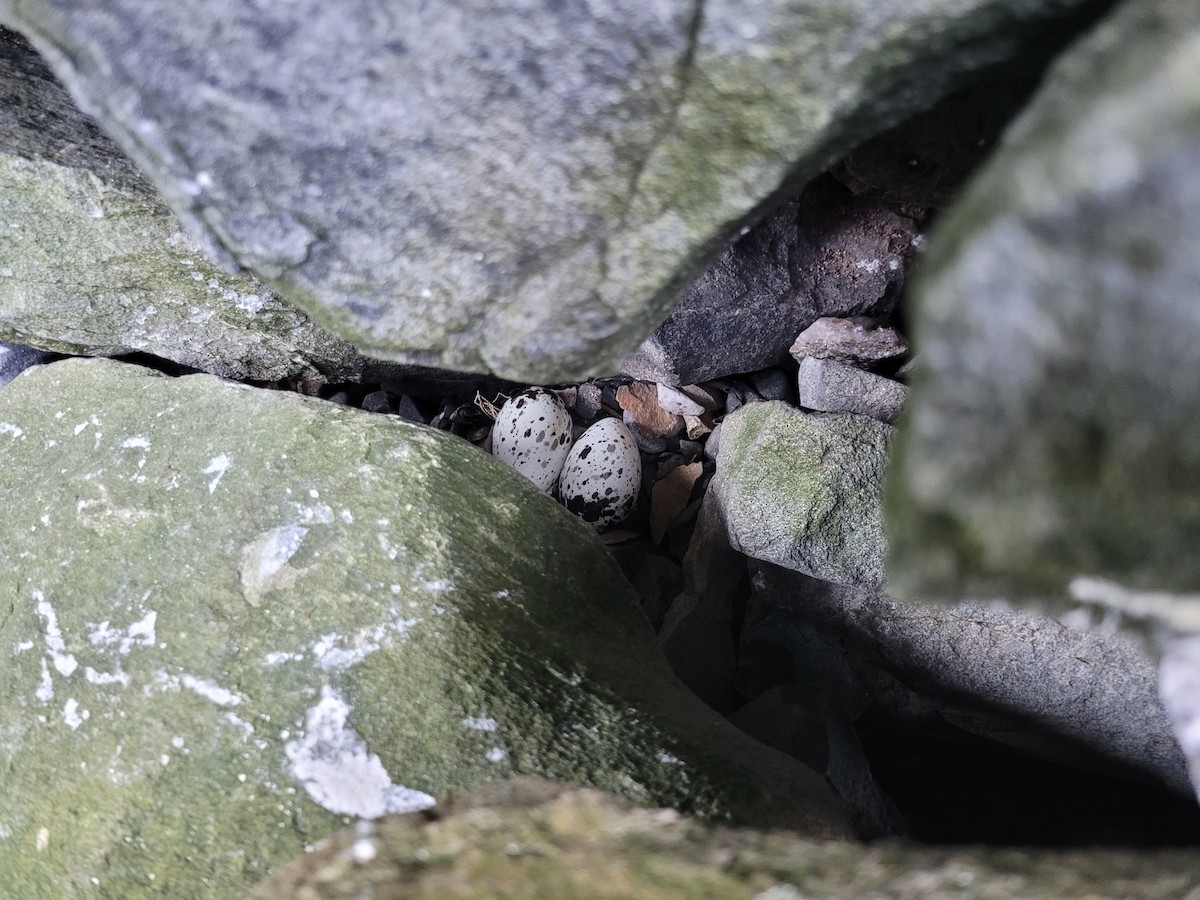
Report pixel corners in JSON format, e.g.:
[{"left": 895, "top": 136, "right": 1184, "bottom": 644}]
[
  {"left": 559, "top": 417, "right": 642, "bottom": 530},
  {"left": 491, "top": 388, "right": 574, "bottom": 492}
]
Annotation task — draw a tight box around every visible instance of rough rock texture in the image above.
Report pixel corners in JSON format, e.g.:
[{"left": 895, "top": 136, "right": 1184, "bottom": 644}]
[
  {"left": 742, "top": 562, "right": 1192, "bottom": 797},
  {"left": 620, "top": 176, "right": 923, "bottom": 385},
  {"left": 250, "top": 778, "right": 1200, "bottom": 900},
  {"left": 0, "top": 0, "right": 1120, "bottom": 382},
  {"left": 0, "top": 359, "right": 849, "bottom": 898},
  {"left": 713, "top": 402, "right": 891, "bottom": 587},
  {"left": 886, "top": 0, "right": 1200, "bottom": 600},
  {"left": 789, "top": 316, "right": 907, "bottom": 367},
  {"left": 797, "top": 356, "right": 909, "bottom": 424},
  {"left": 0, "top": 34, "right": 377, "bottom": 383}
]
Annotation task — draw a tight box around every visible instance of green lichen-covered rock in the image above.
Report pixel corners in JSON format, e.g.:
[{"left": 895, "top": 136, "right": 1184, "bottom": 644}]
[
  {"left": 251, "top": 778, "right": 1200, "bottom": 899},
  {"left": 714, "top": 402, "right": 890, "bottom": 587},
  {"left": 885, "top": 0, "right": 1200, "bottom": 601},
  {"left": 0, "top": 0, "right": 1119, "bottom": 381},
  {"left": 0, "top": 36, "right": 372, "bottom": 383},
  {"left": 0, "top": 359, "right": 850, "bottom": 899}
]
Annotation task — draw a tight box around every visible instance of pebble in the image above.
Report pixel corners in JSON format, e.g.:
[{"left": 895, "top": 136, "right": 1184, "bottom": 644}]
[
  {"left": 617, "top": 382, "right": 684, "bottom": 440},
  {"left": 656, "top": 383, "right": 706, "bottom": 417}
]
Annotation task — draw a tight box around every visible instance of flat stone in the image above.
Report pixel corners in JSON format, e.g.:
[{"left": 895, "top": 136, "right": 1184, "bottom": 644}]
[
  {"left": 790, "top": 316, "right": 908, "bottom": 367},
  {"left": 0, "top": 359, "right": 849, "bottom": 896},
  {"left": 655, "top": 383, "right": 705, "bottom": 418},
  {"left": 617, "top": 381, "right": 683, "bottom": 440},
  {"left": 0, "top": 1, "right": 1120, "bottom": 381},
  {"left": 797, "top": 357, "right": 908, "bottom": 424}
]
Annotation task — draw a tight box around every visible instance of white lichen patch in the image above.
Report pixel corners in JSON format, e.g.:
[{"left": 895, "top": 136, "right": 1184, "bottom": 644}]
[
  {"left": 462, "top": 716, "right": 498, "bottom": 732},
  {"left": 285, "top": 686, "right": 435, "bottom": 818},
  {"left": 154, "top": 672, "right": 244, "bottom": 708},
  {"left": 485, "top": 747, "right": 508, "bottom": 763},
  {"left": 0, "top": 422, "right": 24, "bottom": 439},
  {"left": 203, "top": 453, "right": 232, "bottom": 494},
  {"left": 89, "top": 610, "right": 157, "bottom": 655},
  {"left": 35, "top": 592, "right": 78, "bottom": 677},
  {"left": 36, "top": 658, "right": 54, "bottom": 703},
  {"left": 62, "top": 698, "right": 88, "bottom": 731},
  {"left": 119, "top": 436, "right": 151, "bottom": 450},
  {"left": 240, "top": 525, "right": 308, "bottom": 607}
]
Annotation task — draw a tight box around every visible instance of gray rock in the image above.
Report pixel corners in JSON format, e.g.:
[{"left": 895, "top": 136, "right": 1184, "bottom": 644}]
[
  {"left": 0, "top": 1, "right": 1119, "bottom": 382},
  {"left": 0, "top": 340, "right": 50, "bottom": 388},
  {"left": 0, "top": 358, "right": 850, "bottom": 896},
  {"left": 886, "top": 0, "right": 1200, "bottom": 600},
  {"left": 713, "top": 402, "right": 891, "bottom": 586},
  {"left": 621, "top": 177, "right": 922, "bottom": 385},
  {"left": 789, "top": 316, "right": 908, "bottom": 368},
  {"left": 744, "top": 562, "right": 1192, "bottom": 797},
  {"left": 0, "top": 37, "right": 378, "bottom": 383},
  {"left": 797, "top": 356, "right": 908, "bottom": 424},
  {"left": 251, "top": 779, "right": 1200, "bottom": 899}
]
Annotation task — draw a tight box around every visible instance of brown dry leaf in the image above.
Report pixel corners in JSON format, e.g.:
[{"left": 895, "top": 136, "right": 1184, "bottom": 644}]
[{"left": 650, "top": 462, "right": 703, "bottom": 544}]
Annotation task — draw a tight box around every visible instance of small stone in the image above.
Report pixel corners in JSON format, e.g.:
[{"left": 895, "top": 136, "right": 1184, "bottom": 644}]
[
  {"left": 325, "top": 391, "right": 351, "bottom": 406},
  {"left": 683, "top": 416, "right": 712, "bottom": 441},
  {"left": 705, "top": 424, "right": 723, "bottom": 462},
  {"left": 655, "top": 383, "right": 706, "bottom": 417},
  {"left": 396, "top": 394, "right": 426, "bottom": 424},
  {"left": 789, "top": 316, "right": 907, "bottom": 367},
  {"left": 797, "top": 357, "right": 907, "bottom": 424},
  {"left": 749, "top": 369, "right": 793, "bottom": 404},
  {"left": 574, "top": 383, "right": 603, "bottom": 420},
  {"left": 361, "top": 390, "right": 392, "bottom": 414},
  {"left": 677, "top": 384, "right": 726, "bottom": 413},
  {"left": 616, "top": 382, "right": 683, "bottom": 439}
]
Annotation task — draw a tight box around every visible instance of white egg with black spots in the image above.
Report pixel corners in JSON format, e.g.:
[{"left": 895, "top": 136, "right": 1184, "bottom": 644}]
[
  {"left": 559, "top": 418, "right": 641, "bottom": 530},
  {"left": 491, "top": 388, "right": 574, "bottom": 492}
]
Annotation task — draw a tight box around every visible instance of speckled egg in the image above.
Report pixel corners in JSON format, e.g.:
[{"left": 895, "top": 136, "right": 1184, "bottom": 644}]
[
  {"left": 559, "top": 417, "right": 641, "bottom": 530},
  {"left": 491, "top": 388, "right": 574, "bottom": 492}
]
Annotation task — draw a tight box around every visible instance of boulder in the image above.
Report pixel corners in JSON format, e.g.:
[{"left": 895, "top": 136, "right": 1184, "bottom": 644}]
[
  {"left": 0, "top": 34, "right": 377, "bottom": 383},
  {"left": 885, "top": 0, "right": 1200, "bottom": 600},
  {"left": 879, "top": 0, "right": 1200, "bottom": 800},
  {"left": 0, "top": 0, "right": 1121, "bottom": 381},
  {"left": 250, "top": 778, "right": 1200, "bottom": 900},
  {"left": 0, "top": 359, "right": 849, "bottom": 897}
]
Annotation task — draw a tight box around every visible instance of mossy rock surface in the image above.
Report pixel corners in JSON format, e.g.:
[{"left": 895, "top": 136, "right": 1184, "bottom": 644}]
[
  {"left": 885, "top": 0, "right": 1200, "bottom": 601},
  {"left": 715, "top": 402, "right": 890, "bottom": 587},
  {"left": 0, "top": 359, "right": 848, "bottom": 898},
  {"left": 0, "top": 38, "right": 369, "bottom": 383},
  {"left": 252, "top": 778, "right": 1200, "bottom": 899},
  {"left": 1, "top": 0, "right": 1120, "bottom": 381}
]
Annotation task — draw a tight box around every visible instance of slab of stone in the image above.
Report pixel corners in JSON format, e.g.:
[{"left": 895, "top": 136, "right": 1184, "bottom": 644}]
[
  {"left": 714, "top": 402, "right": 891, "bottom": 587},
  {"left": 0, "top": 359, "right": 849, "bottom": 897},
  {"left": 620, "top": 177, "right": 923, "bottom": 385},
  {"left": 790, "top": 316, "right": 908, "bottom": 367},
  {"left": 798, "top": 356, "right": 908, "bottom": 424},
  {"left": 251, "top": 779, "right": 1200, "bottom": 900},
  {"left": 0, "top": 37, "right": 378, "bottom": 383},
  {"left": 886, "top": 0, "right": 1200, "bottom": 600},
  {"left": 0, "top": 0, "right": 1120, "bottom": 382}
]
